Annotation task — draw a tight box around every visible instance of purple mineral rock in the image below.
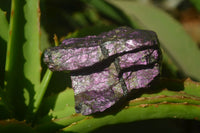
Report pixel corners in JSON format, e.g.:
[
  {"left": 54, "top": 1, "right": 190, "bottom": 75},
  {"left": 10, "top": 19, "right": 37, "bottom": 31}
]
[{"left": 44, "top": 26, "right": 161, "bottom": 115}]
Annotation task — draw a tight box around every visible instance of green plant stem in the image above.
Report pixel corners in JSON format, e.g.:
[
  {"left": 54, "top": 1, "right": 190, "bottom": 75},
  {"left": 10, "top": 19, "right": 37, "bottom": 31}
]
[{"left": 33, "top": 69, "right": 52, "bottom": 114}]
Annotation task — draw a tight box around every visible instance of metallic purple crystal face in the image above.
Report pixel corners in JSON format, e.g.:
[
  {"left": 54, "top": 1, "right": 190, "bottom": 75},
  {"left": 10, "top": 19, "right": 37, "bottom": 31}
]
[{"left": 44, "top": 26, "right": 161, "bottom": 115}]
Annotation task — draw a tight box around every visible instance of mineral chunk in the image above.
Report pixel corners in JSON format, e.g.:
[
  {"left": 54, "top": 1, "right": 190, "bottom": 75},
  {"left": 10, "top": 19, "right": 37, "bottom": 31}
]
[{"left": 44, "top": 26, "right": 161, "bottom": 115}]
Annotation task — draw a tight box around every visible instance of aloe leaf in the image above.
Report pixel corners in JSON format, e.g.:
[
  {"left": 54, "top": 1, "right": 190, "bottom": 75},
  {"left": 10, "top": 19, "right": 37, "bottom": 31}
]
[
  {"left": 0, "top": 9, "right": 9, "bottom": 88},
  {"left": 38, "top": 88, "right": 75, "bottom": 122},
  {"left": 48, "top": 89, "right": 75, "bottom": 111},
  {"left": 0, "top": 9, "right": 9, "bottom": 42},
  {"left": 105, "top": 0, "right": 200, "bottom": 81},
  {"left": 58, "top": 79, "right": 200, "bottom": 133},
  {"left": 61, "top": 103, "right": 200, "bottom": 133},
  {"left": 35, "top": 89, "right": 82, "bottom": 132},
  {"left": 23, "top": 0, "right": 41, "bottom": 103},
  {"left": 35, "top": 79, "right": 200, "bottom": 133},
  {"left": 5, "top": 0, "right": 40, "bottom": 119}
]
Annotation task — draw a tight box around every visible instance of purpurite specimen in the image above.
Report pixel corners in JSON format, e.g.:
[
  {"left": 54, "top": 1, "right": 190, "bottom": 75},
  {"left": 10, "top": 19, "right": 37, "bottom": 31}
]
[{"left": 44, "top": 26, "right": 162, "bottom": 115}]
